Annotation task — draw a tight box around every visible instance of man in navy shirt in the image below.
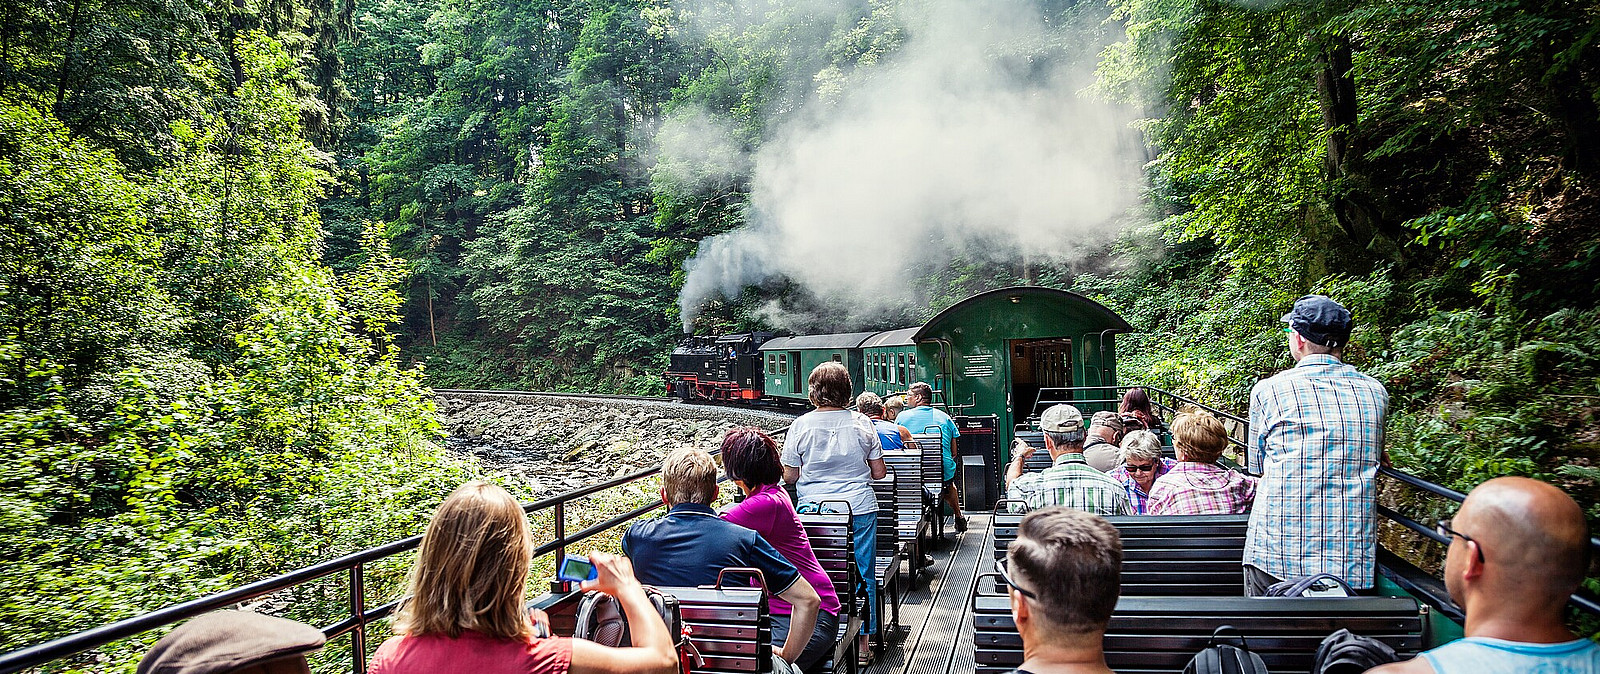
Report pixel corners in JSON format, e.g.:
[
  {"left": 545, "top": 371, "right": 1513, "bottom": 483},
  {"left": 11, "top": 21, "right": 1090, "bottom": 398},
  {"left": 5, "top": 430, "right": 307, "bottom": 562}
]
[{"left": 624, "top": 447, "right": 822, "bottom": 666}]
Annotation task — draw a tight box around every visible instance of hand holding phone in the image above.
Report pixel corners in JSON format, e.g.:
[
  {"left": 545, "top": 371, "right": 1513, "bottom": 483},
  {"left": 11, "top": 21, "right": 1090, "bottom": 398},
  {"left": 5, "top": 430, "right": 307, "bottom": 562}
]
[{"left": 557, "top": 554, "right": 599, "bottom": 583}]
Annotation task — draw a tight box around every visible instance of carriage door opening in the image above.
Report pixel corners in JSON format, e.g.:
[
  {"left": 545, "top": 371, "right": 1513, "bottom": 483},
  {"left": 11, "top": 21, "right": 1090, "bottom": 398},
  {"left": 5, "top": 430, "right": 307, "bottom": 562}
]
[
  {"left": 1008, "top": 338, "right": 1073, "bottom": 424},
  {"left": 788, "top": 351, "right": 803, "bottom": 395}
]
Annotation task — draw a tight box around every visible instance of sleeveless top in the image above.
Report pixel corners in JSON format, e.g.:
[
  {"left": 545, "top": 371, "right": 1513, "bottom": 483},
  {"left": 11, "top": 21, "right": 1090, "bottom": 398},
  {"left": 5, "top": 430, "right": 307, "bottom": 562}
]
[
  {"left": 872, "top": 419, "right": 906, "bottom": 450},
  {"left": 1422, "top": 636, "right": 1600, "bottom": 674}
]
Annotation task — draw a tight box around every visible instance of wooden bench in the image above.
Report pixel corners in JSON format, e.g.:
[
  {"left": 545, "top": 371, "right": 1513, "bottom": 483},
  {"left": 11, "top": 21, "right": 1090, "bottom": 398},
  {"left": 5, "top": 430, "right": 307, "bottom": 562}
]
[
  {"left": 909, "top": 431, "right": 948, "bottom": 541},
  {"left": 870, "top": 470, "right": 904, "bottom": 637},
  {"left": 991, "top": 511, "right": 1249, "bottom": 596},
  {"left": 972, "top": 586, "right": 1425, "bottom": 674},
  {"left": 798, "top": 511, "right": 860, "bottom": 674},
  {"left": 880, "top": 450, "right": 929, "bottom": 576},
  {"left": 669, "top": 585, "right": 772, "bottom": 674},
  {"left": 536, "top": 583, "right": 771, "bottom": 674}
]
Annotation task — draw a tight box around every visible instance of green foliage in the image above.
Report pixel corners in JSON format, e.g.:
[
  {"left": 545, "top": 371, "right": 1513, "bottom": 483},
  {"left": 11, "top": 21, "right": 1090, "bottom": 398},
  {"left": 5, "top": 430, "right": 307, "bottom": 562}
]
[{"left": 0, "top": 27, "right": 476, "bottom": 667}]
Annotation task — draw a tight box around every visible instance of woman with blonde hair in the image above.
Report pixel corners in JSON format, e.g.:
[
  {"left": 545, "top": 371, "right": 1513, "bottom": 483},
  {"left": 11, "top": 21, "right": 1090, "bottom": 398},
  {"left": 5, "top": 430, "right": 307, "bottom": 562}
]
[
  {"left": 1147, "top": 411, "right": 1257, "bottom": 515},
  {"left": 369, "top": 481, "right": 678, "bottom": 674}
]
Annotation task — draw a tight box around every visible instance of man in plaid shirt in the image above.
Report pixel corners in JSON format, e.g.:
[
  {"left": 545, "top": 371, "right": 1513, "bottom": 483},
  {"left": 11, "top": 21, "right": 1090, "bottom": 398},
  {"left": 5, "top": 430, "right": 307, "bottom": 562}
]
[
  {"left": 1005, "top": 405, "right": 1131, "bottom": 515},
  {"left": 1244, "top": 295, "right": 1389, "bottom": 595}
]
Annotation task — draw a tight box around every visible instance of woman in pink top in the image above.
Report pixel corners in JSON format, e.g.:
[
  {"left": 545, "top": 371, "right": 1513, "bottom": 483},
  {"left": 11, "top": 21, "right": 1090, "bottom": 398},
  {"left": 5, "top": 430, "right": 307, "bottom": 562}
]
[
  {"left": 368, "top": 481, "right": 679, "bottom": 674},
  {"left": 719, "top": 428, "right": 843, "bottom": 674},
  {"left": 1147, "top": 411, "right": 1257, "bottom": 516}
]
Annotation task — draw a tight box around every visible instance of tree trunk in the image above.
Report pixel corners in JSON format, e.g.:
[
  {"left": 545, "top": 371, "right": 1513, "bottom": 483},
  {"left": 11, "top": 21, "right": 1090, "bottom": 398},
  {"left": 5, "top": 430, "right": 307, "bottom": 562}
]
[
  {"left": 1314, "top": 35, "right": 1405, "bottom": 265},
  {"left": 52, "top": 0, "right": 84, "bottom": 116}
]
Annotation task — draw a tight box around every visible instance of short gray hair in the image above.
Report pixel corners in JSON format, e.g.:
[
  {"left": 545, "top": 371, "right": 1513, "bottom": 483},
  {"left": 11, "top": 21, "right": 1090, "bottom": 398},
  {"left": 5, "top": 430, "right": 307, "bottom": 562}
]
[{"left": 1119, "top": 430, "right": 1162, "bottom": 464}]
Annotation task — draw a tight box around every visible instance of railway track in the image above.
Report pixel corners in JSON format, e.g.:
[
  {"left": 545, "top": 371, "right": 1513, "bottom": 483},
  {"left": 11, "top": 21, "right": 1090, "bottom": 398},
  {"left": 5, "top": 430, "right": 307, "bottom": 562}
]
[{"left": 431, "top": 387, "right": 801, "bottom": 427}]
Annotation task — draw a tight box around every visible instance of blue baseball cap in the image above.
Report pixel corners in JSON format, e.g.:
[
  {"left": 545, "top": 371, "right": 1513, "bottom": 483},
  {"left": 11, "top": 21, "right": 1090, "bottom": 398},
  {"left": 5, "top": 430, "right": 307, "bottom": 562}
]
[{"left": 1281, "top": 295, "right": 1353, "bottom": 348}]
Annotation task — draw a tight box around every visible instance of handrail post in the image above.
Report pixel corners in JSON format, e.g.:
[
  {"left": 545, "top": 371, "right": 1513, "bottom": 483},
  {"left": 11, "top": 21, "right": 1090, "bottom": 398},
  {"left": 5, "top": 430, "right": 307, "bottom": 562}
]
[
  {"left": 350, "top": 563, "right": 367, "bottom": 673},
  {"left": 552, "top": 501, "right": 567, "bottom": 593}
]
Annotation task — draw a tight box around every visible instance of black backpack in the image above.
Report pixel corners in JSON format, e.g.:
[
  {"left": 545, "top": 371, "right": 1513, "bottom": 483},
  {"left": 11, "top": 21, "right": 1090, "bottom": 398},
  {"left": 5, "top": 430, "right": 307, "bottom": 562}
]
[
  {"left": 1313, "top": 628, "right": 1400, "bottom": 674},
  {"left": 1265, "top": 573, "right": 1355, "bottom": 598},
  {"left": 1184, "top": 625, "right": 1271, "bottom": 674},
  {"left": 573, "top": 586, "right": 684, "bottom": 649}
]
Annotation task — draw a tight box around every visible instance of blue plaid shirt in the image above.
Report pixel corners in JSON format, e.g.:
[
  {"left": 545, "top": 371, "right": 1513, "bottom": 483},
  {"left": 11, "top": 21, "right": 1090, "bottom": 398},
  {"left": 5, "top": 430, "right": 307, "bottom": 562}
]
[{"left": 1244, "top": 354, "right": 1388, "bottom": 588}]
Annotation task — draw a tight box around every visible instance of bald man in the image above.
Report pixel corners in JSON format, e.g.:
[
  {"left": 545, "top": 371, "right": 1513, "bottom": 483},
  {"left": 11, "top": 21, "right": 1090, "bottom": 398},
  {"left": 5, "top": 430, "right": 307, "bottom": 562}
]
[{"left": 1371, "top": 477, "right": 1598, "bottom": 674}]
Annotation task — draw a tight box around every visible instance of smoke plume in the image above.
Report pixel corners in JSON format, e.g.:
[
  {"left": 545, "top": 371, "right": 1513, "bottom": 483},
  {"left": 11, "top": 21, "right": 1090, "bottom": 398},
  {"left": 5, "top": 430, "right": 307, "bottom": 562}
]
[{"left": 671, "top": 0, "right": 1145, "bottom": 331}]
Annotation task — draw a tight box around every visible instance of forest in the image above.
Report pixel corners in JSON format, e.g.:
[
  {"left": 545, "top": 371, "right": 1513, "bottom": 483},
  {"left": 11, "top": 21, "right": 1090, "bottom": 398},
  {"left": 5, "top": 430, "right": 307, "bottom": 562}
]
[{"left": 2, "top": 0, "right": 1599, "bottom": 666}]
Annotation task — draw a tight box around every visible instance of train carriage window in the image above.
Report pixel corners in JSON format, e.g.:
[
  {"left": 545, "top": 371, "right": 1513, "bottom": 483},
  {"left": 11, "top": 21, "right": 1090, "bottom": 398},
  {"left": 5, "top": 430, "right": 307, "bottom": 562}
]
[
  {"left": 891, "top": 354, "right": 899, "bottom": 384},
  {"left": 832, "top": 353, "right": 842, "bottom": 363},
  {"left": 767, "top": 354, "right": 775, "bottom": 374},
  {"left": 909, "top": 353, "right": 916, "bottom": 378},
  {"left": 898, "top": 353, "right": 908, "bottom": 384},
  {"left": 875, "top": 353, "right": 883, "bottom": 382},
  {"left": 779, "top": 354, "right": 787, "bottom": 375}
]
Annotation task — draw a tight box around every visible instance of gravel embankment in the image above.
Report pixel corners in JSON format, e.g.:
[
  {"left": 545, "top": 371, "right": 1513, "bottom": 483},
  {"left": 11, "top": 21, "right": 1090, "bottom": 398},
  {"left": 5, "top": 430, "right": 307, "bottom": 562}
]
[{"left": 436, "top": 392, "right": 795, "bottom": 494}]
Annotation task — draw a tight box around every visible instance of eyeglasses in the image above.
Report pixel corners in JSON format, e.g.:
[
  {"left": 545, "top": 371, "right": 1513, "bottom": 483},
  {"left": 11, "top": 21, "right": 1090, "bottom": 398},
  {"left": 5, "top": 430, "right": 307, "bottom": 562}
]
[
  {"left": 1436, "top": 518, "right": 1486, "bottom": 563},
  {"left": 996, "top": 557, "right": 1036, "bottom": 599},
  {"left": 1125, "top": 463, "right": 1157, "bottom": 473}
]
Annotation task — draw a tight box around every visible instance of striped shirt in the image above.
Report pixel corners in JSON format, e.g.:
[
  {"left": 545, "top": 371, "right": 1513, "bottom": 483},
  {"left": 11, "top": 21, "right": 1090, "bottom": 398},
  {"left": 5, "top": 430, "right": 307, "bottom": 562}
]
[
  {"left": 1146, "top": 462, "right": 1257, "bottom": 515},
  {"left": 1244, "top": 354, "right": 1388, "bottom": 588},
  {"left": 1106, "top": 457, "right": 1177, "bottom": 514},
  {"left": 1006, "top": 453, "right": 1131, "bottom": 515}
]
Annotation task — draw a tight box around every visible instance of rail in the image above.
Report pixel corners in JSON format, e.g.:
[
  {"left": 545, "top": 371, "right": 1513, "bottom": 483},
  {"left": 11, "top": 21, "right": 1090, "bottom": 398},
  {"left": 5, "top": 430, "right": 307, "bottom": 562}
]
[{"left": 0, "top": 417, "right": 793, "bottom": 674}]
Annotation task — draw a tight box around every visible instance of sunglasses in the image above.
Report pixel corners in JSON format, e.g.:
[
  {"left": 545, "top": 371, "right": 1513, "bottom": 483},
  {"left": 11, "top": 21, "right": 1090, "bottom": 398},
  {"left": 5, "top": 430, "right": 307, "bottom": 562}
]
[
  {"left": 1436, "top": 518, "right": 1485, "bottom": 563},
  {"left": 997, "top": 557, "right": 1036, "bottom": 599},
  {"left": 1125, "top": 463, "right": 1157, "bottom": 473}
]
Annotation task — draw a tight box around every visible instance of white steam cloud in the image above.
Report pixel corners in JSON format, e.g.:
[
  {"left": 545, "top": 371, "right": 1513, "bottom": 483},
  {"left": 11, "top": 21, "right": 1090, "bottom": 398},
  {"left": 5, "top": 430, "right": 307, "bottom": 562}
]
[{"left": 671, "top": 0, "right": 1145, "bottom": 331}]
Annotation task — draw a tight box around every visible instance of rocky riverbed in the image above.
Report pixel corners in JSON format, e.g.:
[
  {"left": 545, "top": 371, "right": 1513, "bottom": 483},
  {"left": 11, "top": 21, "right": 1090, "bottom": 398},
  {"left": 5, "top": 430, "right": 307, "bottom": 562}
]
[{"left": 437, "top": 393, "right": 795, "bottom": 493}]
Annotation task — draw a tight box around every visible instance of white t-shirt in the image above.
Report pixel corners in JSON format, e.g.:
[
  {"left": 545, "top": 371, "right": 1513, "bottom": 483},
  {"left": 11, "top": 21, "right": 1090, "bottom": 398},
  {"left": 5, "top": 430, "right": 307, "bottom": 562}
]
[{"left": 781, "top": 410, "right": 884, "bottom": 515}]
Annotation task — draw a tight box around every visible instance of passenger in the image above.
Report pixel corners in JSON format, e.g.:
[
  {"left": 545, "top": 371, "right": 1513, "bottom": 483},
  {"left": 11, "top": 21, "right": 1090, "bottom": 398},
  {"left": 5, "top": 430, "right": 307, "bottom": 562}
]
[
  {"left": 883, "top": 395, "right": 906, "bottom": 423},
  {"left": 138, "top": 611, "right": 324, "bottom": 674},
  {"left": 779, "top": 361, "right": 886, "bottom": 657},
  {"left": 898, "top": 381, "right": 970, "bottom": 533},
  {"left": 1005, "top": 405, "right": 1131, "bottom": 515},
  {"left": 1001, "top": 507, "right": 1122, "bottom": 674},
  {"left": 1368, "top": 477, "right": 1599, "bottom": 674},
  {"left": 626, "top": 448, "right": 823, "bottom": 667},
  {"left": 1146, "top": 411, "right": 1256, "bottom": 516},
  {"left": 369, "top": 481, "right": 678, "bottom": 674},
  {"left": 1243, "top": 294, "right": 1389, "bottom": 595},
  {"left": 1081, "top": 412, "right": 1124, "bottom": 472},
  {"left": 1104, "top": 430, "right": 1175, "bottom": 515},
  {"left": 1118, "top": 387, "right": 1162, "bottom": 433},
  {"left": 857, "top": 392, "right": 912, "bottom": 451},
  {"left": 719, "top": 428, "right": 843, "bottom": 674}
]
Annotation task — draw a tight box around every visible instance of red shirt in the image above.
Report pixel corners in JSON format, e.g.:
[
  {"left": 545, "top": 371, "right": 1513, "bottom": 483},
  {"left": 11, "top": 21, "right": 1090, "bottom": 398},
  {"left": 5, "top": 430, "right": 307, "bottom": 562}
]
[{"left": 368, "top": 631, "right": 572, "bottom": 674}]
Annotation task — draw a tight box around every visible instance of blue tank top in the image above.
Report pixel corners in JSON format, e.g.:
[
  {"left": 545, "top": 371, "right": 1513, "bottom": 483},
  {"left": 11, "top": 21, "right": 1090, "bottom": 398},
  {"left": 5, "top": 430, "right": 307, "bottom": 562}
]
[
  {"left": 1422, "top": 636, "right": 1600, "bottom": 674},
  {"left": 873, "top": 419, "right": 906, "bottom": 450}
]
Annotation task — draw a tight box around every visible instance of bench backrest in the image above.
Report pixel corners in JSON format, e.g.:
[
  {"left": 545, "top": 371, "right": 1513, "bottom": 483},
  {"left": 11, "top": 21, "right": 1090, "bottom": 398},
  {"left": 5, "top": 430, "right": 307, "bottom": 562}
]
[
  {"left": 972, "top": 589, "right": 1424, "bottom": 674},
  {"left": 881, "top": 450, "right": 927, "bottom": 541},
  {"left": 908, "top": 431, "right": 945, "bottom": 485},
  {"left": 666, "top": 586, "right": 771, "bottom": 674},
  {"left": 797, "top": 512, "right": 857, "bottom": 612},
  {"left": 1012, "top": 431, "right": 1053, "bottom": 473},
  {"left": 992, "top": 513, "right": 1249, "bottom": 596},
  {"left": 871, "top": 471, "right": 901, "bottom": 557}
]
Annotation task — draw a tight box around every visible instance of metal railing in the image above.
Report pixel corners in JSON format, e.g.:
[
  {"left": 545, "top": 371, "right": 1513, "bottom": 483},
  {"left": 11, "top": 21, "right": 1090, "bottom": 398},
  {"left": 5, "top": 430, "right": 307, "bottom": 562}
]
[{"left": 0, "top": 423, "right": 792, "bottom": 674}]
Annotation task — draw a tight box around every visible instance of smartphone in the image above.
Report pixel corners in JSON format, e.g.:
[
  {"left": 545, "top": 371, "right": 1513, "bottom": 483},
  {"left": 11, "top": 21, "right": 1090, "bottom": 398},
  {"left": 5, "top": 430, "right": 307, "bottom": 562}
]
[{"left": 557, "top": 554, "right": 599, "bottom": 583}]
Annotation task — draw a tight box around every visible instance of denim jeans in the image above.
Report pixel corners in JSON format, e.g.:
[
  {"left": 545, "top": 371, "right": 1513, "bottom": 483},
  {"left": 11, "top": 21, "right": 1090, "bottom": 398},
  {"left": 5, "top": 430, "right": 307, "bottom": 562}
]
[
  {"left": 771, "top": 609, "right": 839, "bottom": 674},
  {"left": 850, "top": 511, "right": 878, "bottom": 635}
]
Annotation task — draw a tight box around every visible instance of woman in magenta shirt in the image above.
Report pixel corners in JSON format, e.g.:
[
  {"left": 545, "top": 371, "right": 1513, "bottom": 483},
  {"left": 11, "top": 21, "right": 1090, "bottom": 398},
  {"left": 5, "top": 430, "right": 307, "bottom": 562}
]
[
  {"left": 720, "top": 428, "right": 843, "bottom": 674},
  {"left": 368, "top": 481, "right": 678, "bottom": 674}
]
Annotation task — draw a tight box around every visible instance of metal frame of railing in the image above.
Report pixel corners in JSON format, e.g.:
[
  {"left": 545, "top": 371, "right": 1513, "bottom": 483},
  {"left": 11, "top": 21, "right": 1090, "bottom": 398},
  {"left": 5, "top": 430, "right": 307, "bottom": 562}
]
[
  {"left": 8, "top": 383, "right": 1600, "bottom": 672},
  {"left": 0, "top": 425, "right": 791, "bottom": 674}
]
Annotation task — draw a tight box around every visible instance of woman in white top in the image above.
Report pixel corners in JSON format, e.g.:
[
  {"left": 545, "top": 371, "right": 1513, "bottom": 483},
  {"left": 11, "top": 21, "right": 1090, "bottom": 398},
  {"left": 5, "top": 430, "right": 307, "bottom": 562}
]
[{"left": 781, "top": 361, "right": 887, "bottom": 659}]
